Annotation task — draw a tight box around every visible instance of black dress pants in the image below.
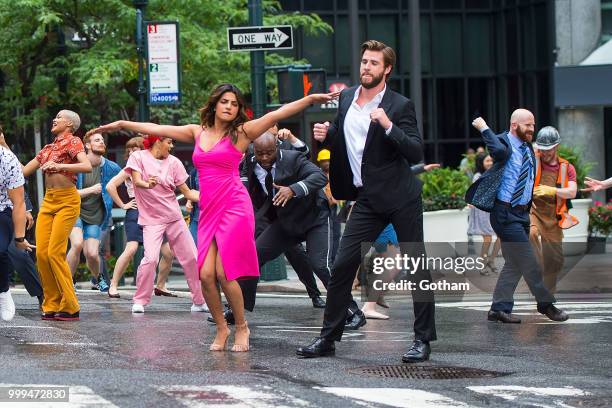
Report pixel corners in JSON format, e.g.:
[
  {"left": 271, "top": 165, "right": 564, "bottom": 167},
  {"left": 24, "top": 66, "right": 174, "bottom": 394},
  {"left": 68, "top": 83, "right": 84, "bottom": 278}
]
[{"left": 320, "top": 194, "right": 437, "bottom": 342}]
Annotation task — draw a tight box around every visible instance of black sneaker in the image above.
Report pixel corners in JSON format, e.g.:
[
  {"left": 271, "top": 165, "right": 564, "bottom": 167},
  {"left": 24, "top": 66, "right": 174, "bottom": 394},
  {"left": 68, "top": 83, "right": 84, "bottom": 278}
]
[{"left": 54, "top": 311, "right": 80, "bottom": 321}]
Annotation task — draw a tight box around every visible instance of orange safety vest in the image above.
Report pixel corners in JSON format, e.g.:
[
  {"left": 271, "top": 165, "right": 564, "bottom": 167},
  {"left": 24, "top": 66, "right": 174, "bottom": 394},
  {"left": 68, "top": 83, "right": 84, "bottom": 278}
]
[{"left": 534, "top": 154, "right": 579, "bottom": 229}]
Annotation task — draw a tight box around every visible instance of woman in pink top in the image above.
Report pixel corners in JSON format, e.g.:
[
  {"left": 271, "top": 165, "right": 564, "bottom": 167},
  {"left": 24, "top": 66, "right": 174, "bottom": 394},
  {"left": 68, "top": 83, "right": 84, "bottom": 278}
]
[
  {"left": 122, "top": 135, "right": 204, "bottom": 313},
  {"left": 95, "top": 84, "right": 337, "bottom": 352},
  {"left": 105, "top": 136, "right": 176, "bottom": 300}
]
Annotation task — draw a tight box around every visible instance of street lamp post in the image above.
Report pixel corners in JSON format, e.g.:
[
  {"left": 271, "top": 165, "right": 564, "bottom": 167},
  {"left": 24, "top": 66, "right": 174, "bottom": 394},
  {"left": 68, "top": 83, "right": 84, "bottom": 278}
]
[
  {"left": 248, "top": 0, "right": 266, "bottom": 118},
  {"left": 134, "top": 0, "right": 149, "bottom": 122}
]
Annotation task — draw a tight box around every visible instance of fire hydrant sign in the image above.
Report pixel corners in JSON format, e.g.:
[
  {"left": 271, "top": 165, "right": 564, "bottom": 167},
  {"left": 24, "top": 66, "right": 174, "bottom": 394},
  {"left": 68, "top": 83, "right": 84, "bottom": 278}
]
[{"left": 146, "top": 22, "right": 181, "bottom": 105}]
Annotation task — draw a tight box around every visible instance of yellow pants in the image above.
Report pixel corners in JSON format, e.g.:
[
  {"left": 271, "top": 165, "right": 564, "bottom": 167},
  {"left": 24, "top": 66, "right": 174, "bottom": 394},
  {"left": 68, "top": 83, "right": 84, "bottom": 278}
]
[{"left": 36, "top": 187, "right": 81, "bottom": 314}]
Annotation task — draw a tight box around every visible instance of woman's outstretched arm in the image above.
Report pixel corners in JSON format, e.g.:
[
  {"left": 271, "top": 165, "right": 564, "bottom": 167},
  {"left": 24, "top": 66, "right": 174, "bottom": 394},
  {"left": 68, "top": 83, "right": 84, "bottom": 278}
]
[{"left": 94, "top": 121, "right": 200, "bottom": 144}]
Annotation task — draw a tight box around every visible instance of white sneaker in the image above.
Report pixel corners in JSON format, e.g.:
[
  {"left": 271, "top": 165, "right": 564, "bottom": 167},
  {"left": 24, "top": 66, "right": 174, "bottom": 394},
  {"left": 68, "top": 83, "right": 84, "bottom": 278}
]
[
  {"left": 0, "top": 290, "right": 16, "bottom": 321},
  {"left": 131, "top": 303, "right": 145, "bottom": 313},
  {"left": 191, "top": 303, "right": 209, "bottom": 313}
]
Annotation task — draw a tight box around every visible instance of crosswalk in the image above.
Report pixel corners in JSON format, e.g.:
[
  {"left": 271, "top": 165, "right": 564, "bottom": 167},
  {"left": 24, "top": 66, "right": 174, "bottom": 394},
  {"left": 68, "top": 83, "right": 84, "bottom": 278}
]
[
  {"left": 437, "top": 300, "right": 612, "bottom": 324},
  {"left": 0, "top": 383, "right": 596, "bottom": 408}
]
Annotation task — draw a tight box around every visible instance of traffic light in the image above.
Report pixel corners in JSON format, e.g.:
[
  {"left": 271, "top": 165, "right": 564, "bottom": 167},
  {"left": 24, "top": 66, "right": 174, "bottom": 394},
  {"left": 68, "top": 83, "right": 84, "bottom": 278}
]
[{"left": 277, "top": 68, "right": 326, "bottom": 103}]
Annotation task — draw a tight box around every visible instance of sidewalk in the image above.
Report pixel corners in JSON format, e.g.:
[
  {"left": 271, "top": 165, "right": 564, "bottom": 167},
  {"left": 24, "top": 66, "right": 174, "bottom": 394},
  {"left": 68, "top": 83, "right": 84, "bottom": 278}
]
[{"left": 70, "top": 243, "right": 611, "bottom": 297}]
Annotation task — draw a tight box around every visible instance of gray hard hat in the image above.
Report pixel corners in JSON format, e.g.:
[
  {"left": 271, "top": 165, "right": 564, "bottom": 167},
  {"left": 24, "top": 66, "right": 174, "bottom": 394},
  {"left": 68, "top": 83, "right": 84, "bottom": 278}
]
[{"left": 534, "top": 126, "right": 560, "bottom": 150}]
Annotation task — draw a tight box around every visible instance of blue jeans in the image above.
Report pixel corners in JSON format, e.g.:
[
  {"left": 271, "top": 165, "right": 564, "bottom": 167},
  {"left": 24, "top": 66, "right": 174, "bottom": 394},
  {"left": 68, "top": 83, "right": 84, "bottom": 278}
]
[
  {"left": 189, "top": 217, "right": 198, "bottom": 244},
  {"left": 489, "top": 202, "right": 555, "bottom": 313},
  {"left": 74, "top": 218, "right": 102, "bottom": 240}
]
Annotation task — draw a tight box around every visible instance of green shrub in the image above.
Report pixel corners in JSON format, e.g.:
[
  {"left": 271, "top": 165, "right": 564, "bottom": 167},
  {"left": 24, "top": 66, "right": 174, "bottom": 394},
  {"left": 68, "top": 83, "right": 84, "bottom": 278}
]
[
  {"left": 557, "top": 145, "right": 594, "bottom": 191},
  {"left": 420, "top": 168, "right": 470, "bottom": 211}
]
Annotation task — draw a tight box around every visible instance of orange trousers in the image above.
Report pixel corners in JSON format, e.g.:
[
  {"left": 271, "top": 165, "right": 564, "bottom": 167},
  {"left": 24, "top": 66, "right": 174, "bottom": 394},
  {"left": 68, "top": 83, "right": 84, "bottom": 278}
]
[{"left": 36, "top": 187, "right": 81, "bottom": 314}]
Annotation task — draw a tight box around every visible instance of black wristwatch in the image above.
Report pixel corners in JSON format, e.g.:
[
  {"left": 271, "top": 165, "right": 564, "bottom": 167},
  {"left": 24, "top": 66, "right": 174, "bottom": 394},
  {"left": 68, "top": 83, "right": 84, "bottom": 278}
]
[{"left": 14, "top": 237, "right": 25, "bottom": 243}]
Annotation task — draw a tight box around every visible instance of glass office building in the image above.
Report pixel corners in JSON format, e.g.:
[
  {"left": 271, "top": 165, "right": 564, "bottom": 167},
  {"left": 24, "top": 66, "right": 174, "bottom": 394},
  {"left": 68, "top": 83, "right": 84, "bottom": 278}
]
[{"left": 279, "top": 0, "right": 554, "bottom": 167}]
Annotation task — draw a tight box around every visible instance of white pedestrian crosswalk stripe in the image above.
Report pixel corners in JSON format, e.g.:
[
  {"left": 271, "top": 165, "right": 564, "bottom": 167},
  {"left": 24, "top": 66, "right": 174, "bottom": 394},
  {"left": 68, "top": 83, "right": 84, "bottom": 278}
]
[
  {"left": 156, "top": 385, "right": 311, "bottom": 408},
  {"left": 438, "top": 300, "right": 612, "bottom": 324},
  {"left": 315, "top": 387, "right": 469, "bottom": 407},
  {"left": 467, "top": 385, "right": 590, "bottom": 408},
  {"left": 0, "top": 383, "right": 596, "bottom": 407}
]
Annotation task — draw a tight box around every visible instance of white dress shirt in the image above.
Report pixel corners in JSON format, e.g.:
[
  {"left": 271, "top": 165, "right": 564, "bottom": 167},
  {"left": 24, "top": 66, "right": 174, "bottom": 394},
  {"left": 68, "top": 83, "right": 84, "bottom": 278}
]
[
  {"left": 254, "top": 162, "right": 276, "bottom": 195},
  {"left": 342, "top": 86, "right": 392, "bottom": 187}
]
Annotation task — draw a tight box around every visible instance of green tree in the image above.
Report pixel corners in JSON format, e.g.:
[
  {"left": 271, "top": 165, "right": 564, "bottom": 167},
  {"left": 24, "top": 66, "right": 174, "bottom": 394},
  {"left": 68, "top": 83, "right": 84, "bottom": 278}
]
[{"left": 0, "top": 0, "right": 331, "bottom": 146}]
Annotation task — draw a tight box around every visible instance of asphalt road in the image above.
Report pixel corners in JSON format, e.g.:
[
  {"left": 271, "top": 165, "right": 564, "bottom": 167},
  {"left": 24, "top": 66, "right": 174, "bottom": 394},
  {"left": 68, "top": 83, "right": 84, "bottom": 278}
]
[{"left": 1, "top": 290, "right": 611, "bottom": 407}]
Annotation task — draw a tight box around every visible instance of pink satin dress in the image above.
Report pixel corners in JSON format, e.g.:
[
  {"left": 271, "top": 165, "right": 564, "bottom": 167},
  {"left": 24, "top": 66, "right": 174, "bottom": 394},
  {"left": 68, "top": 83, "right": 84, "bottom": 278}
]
[{"left": 193, "top": 131, "right": 259, "bottom": 280}]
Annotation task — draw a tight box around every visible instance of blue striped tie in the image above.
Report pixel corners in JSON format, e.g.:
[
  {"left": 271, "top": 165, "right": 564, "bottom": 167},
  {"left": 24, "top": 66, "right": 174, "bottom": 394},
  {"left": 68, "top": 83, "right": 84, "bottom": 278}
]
[{"left": 511, "top": 143, "right": 531, "bottom": 206}]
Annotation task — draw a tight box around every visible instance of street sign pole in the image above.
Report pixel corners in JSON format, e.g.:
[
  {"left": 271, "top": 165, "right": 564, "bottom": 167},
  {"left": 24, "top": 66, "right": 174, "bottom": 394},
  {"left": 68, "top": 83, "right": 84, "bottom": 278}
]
[
  {"left": 134, "top": 0, "right": 149, "bottom": 122},
  {"left": 248, "top": 0, "right": 266, "bottom": 119}
]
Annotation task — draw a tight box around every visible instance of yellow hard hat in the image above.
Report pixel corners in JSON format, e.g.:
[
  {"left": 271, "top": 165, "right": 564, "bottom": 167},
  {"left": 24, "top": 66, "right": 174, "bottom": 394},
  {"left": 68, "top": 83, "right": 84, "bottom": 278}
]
[{"left": 317, "top": 149, "right": 331, "bottom": 162}]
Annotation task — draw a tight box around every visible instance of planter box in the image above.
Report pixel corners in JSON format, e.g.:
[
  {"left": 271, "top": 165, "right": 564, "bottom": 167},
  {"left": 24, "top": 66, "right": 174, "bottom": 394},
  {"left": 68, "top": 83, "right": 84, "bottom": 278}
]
[
  {"left": 562, "top": 198, "right": 591, "bottom": 255},
  {"left": 423, "top": 208, "right": 469, "bottom": 257}
]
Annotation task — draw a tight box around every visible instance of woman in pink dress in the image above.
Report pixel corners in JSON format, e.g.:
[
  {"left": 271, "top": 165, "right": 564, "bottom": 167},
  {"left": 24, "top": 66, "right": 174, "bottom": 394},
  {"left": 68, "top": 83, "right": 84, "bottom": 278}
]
[{"left": 95, "top": 84, "right": 337, "bottom": 352}]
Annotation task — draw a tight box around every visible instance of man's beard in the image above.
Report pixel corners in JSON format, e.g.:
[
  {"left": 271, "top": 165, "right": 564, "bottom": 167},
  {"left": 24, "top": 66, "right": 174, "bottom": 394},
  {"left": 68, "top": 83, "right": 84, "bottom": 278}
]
[
  {"left": 360, "top": 71, "right": 385, "bottom": 89},
  {"left": 515, "top": 126, "right": 533, "bottom": 142},
  {"left": 92, "top": 147, "right": 106, "bottom": 156}
]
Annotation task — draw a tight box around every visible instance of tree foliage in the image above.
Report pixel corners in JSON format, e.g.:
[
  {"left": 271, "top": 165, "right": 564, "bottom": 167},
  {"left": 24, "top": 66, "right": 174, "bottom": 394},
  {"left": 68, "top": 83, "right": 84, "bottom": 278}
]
[{"left": 0, "top": 0, "right": 331, "bottom": 145}]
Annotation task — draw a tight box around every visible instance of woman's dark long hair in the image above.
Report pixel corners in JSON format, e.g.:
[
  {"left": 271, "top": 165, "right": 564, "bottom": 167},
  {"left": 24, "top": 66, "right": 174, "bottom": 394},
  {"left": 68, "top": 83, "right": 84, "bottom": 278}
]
[
  {"left": 199, "top": 83, "right": 250, "bottom": 143},
  {"left": 475, "top": 152, "right": 490, "bottom": 175}
]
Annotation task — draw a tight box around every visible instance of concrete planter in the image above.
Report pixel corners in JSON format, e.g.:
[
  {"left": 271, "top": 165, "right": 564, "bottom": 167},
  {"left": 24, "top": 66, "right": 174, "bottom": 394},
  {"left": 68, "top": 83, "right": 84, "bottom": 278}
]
[
  {"left": 562, "top": 198, "right": 592, "bottom": 255},
  {"left": 423, "top": 208, "right": 469, "bottom": 257}
]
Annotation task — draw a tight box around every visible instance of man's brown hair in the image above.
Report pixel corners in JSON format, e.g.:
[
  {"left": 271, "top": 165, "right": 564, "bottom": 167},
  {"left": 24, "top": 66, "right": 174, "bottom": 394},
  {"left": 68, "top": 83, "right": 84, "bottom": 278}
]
[
  {"left": 83, "top": 129, "right": 101, "bottom": 146},
  {"left": 360, "top": 40, "right": 396, "bottom": 79}
]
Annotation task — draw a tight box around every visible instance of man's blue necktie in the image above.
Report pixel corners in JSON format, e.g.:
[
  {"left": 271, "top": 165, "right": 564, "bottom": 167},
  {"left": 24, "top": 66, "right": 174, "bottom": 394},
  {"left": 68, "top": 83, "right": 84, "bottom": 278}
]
[{"left": 511, "top": 143, "right": 531, "bottom": 206}]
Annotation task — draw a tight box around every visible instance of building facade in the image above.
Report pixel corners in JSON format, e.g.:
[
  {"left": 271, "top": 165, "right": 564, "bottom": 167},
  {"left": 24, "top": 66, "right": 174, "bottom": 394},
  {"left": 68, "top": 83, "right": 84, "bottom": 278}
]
[{"left": 279, "top": 0, "right": 555, "bottom": 168}]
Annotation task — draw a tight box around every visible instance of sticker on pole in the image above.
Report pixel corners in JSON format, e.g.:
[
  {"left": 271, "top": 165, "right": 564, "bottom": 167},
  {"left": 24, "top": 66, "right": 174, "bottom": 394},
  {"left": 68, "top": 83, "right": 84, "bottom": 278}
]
[
  {"left": 146, "top": 22, "right": 181, "bottom": 105},
  {"left": 227, "top": 25, "right": 293, "bottom": 52}
]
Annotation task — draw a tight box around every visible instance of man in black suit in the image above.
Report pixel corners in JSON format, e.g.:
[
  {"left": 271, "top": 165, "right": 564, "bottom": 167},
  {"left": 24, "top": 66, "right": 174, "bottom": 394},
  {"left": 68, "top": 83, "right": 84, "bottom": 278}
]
[
  {"left": 296, "top": 40, "right": 436, "bottom": 362},
  {"left": 239, "top": 133, "right": 363, "bottom": 318}
]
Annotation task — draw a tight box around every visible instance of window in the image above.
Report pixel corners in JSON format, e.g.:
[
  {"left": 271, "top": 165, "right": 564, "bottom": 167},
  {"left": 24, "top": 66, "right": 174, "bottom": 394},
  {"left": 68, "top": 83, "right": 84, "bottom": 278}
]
[
  {"left": 434, "top": 0, "right": 461, "bottom": 9},
  {"left": 401, "top": 15, "right": 432, "bottom": 74},
  {"left": 468, "top": 78, "right": 491, "bottom": 125},
  {"left": 436, "top": 79, "right": 465, "bottom": 140},
  {"left": 439, "top": 143, "right": 467, "bottom": 168},
  {"left": 432, "top": 15, "right": 462, "bottom": 75},
  {"left": 465, "top": 15, "right": 493, "bottom": 75},
  {"left": 466, "top": 0, "right": 491, "bottom": 9},
  {"left": 304, "top": 0, "right": 333, "bottom": 11},
  {"left": 303, "top": 16, "right": 335, "bottom": 73},
  {"left": 369, "top": 0, "right": 399, "bottom": 10},
  {"left": 505, "top": 10, "right": 519, "bottom": 71},
  {"left": 368, "top": 15, "right": 397, "bottom": 51},
  {"left": 336, "top": 16, "right": 367, "bottom": 75}
]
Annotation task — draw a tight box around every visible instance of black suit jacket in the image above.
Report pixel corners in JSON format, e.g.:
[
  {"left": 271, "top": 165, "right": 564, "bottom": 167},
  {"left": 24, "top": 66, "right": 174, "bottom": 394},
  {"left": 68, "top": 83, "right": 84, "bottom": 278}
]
[
  {"left": 323, "top": 86, "right": 424, "bottom": 213},
  {"left": 241, "top": 150, "right": 328, "bottom": 236}
]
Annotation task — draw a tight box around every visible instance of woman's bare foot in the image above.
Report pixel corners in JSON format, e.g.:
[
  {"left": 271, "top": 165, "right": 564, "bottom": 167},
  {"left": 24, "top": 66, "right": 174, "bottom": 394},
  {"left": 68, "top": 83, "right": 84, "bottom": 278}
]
[
  {"left": 231, "top": 321, "right": 250, "bottom": 352},
  {"left": 362, "top": 302, "right": 389, "bottom": 320},
  {"left": 210, "top": 324, "right": 231, "bottom": 351},
  {"left": 108, "top": 285, "right": 120, "bottom": 298}
]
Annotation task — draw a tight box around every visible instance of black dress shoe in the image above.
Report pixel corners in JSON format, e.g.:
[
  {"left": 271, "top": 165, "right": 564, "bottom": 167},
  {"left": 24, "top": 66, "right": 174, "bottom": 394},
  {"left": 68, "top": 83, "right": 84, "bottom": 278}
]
[
  {"left": 41, "top": 312, "right": 56, "bottom": 321},
  {"left": 345, "top": 310, "right": 366, "bottom": 330},
  {"left": 311, "top": 296, "right": 326, "bottom": 308},
  {"left": 207, "top": 307, "right": 235, "bottom": 325},
  {"left": 54, "top": 311, "right": 80, "bottom": 321},
  {"left": 296, "top": 337, "right": 335, "bottom": 358},
  {"left": 487, "top": 310, "right": 521, "bottom": 324},
  {"left": 402, "top": 340, "right": 431, "bottom": 363},
  {"left": 538, "top": 304, "right": 569, "bottom": 322}
]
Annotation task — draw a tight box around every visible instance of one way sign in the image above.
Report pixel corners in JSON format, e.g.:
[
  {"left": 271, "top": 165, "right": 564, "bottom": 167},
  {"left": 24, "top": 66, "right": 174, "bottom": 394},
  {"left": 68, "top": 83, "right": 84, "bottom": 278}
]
[{"left": 227, "top": 25, "right": 293, "bottom": 52}]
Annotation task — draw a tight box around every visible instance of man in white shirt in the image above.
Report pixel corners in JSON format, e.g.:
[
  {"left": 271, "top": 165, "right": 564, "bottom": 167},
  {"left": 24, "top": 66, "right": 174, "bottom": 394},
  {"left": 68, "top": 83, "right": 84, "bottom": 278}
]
[{"left": 296, "top": 40, "right": 436, "bottom": 362}]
